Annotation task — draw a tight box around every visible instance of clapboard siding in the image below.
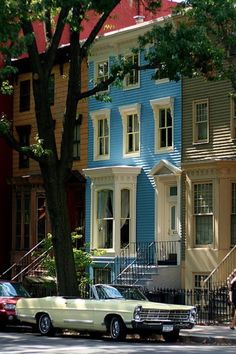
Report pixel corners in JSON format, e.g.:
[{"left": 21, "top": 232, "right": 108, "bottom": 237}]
[
  {"left": 87, "top": 51, "right": 182, "bottom": 244},
  {"left": 182, "top": 77, "right": 236, "bottom": 162},
  {"left": 13, "top": 61, "right": 88, "bottom": 177}
]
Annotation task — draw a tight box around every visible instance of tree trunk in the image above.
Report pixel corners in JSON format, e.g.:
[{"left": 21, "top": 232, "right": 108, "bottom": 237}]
[{"left": 41, "top": 163, "right": 78, "bottom": 296}]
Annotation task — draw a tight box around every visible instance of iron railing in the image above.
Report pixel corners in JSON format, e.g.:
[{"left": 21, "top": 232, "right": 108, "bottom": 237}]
[
  {"left": 94, "top": 240, "right": 180, "bottom": 286},
  {"left": 144, "top": 286, "right": 233, "bottom": 325},
  {"left": 0, "top": 240, "right": 52, "bottom": 281},
  {"left": 203, "top": 245, "right": 236, "bottom": 289}
]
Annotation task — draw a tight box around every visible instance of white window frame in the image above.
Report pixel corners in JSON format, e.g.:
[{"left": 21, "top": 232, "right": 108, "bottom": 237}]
[
  {"left": 192, "top": 99, "right": 209, "bottom": 144},
  {"left": 150, "top": 97, "right": 174, "bottom": 153},
  {"left": 119, "top": 103, "right": 141, "bottom": 158},
  {"left": 230, "top": 95, "right": 236, "bottom": 140},
  {"left": 123, "top": 53, "right": 140, "bottom": 90},
  {"left": 94, "top": 59, "right": 109, "bottom": 92},
  {"left": 83, "top": 166, "right": 141, "bottom": 254},
  {"left": 193, "top": 182, "right": 213, "bottom": 246},
  {"left": 91, "top": 109, "right": 110, "bottom": 161}
]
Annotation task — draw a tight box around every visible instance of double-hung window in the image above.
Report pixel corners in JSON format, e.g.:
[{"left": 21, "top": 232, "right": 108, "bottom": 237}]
[
  {"left": 19, "top": 80, "right": 30, "bottom": 112},
  {"left": 73, "top": 114, "right": 82, "bottom": 160},
  {"left": 91, "top": 109, "right": 110, "bottom": 161},
  {"left": 96, "top": 60, "right": 109, "bottom": 84},
  {"left": 230, "top": 95, "right": 236, "bottom": 139},
  {"left": 97, "top": 189, "right": 113, "bottom": 249},
  {"left": 16, "top": 125, "right": 31, "bottom": 169},
  {"left": 119, "top": 103, "right": 140, "bottom": 157},
  {"left": 193, "top": 99, "right": 209, "bottom": 143},
  {"left": 124, "top": 53, "right": 139, "bottom": 89},
  {"left": 194, "top": 183, "right": 213, "bottom": 245},
  {"left": 150, "top": 97, "right": 174, "bottom": 153},
  {"left": 231, "top": 183, "right": 236, "bottom": 245}
]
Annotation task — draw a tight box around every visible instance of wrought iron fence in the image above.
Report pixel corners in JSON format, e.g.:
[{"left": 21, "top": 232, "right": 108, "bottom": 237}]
[{"left": 144, "top": 286, "right": 234, "bottom": 325}]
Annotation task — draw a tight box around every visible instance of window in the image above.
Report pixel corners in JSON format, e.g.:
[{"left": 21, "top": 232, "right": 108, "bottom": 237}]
[
  {"left": 150, "top": 97, "right": 174, "bottom": 152},
  {"left": 48, "top": 74, "right": 55, "bottom": 105},
  {"left": 120, "top": 189, "right": 130, "bottom": 248},
  {"left": 73, "top": 114, "right": 82, "bottom": 160},
  {"left": 91, "top": 109, "right": 110, "bottom": 160},
  {"left": 119, "top": 103, "right": 140, "bottom": 157},
  {"left": 37, "top": 194, "right": 47, "bottom": 243},
  {"left": 16, "top": 125, "right": 31, "bottom": 169},
  {"left": 231, "top": 183, "right": 236, "bottom": 245},
  {"left": 124, "top": 53, "right": 139, "bottom": 88},
  {"left": 230, "top": 96, "right": 236, "bottom": 139},
  {"left": 15, "top": 189, "right": 30, "bottom": 250},
  {"left": 193, "top": 99, "right": 209, "bottom": 143},
  {"left": 19, "top": 80, "right": 30, "bottom": 112},
  {"left": 155, "top": 64, "right": 169, "bottom": 84},
  {"left": 83, "top": 166, "right": 141, "bottom": 253},
  {"left": 97, "top": 189, "right": 114, "bottom": 249},
  {"left": 194, "top": 183, "right": 213, "bottom": 245},
  {"left": 96, "top": 60, "right": 109, "bottom": 85}
]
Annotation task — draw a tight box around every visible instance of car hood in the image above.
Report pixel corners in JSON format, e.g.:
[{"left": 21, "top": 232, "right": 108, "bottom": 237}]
[{"left": 104, "top": 299, "right": 195, "bottom": 310}]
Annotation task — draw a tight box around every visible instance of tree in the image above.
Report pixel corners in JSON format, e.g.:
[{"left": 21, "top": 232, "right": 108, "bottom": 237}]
[
  {"left": 138, "top": 0, "right": 236, "bottom": 91},
  {"left": 0, "top": 0, "right": 161, "bottom": 296}
]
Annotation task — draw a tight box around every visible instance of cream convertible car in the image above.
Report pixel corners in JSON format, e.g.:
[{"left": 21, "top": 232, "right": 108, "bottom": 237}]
[{"left": 16, "top": 284, "right": 196, "bottom": 341}]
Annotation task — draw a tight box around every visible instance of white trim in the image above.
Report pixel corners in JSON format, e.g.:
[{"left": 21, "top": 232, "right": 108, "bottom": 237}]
[
  {"left": 150, "top": 97, "right": 174, "bottom": 153},
  {"left": 83, "top": 166, "right": 141, "bottom": 254},
  {"left": 90, "top": 109, "right": 111, "bottom": 161},
  {"left": 119, "top": 103, "right": 141, "bottom": 158}
]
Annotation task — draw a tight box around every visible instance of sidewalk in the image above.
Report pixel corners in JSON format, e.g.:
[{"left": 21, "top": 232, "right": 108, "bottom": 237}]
[{"left": 181, "top": 325, "right": 236, "bottom": 345}]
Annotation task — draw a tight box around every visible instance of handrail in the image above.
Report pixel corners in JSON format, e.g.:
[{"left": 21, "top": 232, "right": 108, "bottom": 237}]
[
  {"left": 11, "top": 246, "right": 53, "bottom": 281},
  {"left": 203, "top": 245, "right": 236, "bottom": 287},
  {"left": 0, "top": 239, "right": 50, "bottom": 280}
]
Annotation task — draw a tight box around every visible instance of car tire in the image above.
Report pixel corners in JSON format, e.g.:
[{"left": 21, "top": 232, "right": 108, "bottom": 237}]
[
  {"left": 37, "top": 313, "right": 55, "bottom": 336},
  {"left": 109, "top": 316, "right": 126, "bottom": 341},
  {"left": 162, "top": 329, "right": 180, "bottom": 343}
]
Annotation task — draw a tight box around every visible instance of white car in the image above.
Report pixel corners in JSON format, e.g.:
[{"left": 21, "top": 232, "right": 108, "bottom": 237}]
[{"left": 16, "top": 284, "right": 197, "bottom": 342}]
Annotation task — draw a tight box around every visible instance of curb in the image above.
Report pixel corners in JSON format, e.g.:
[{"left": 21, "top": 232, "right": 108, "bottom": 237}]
[{"left": 180, "top": 334, "right": 236, "bottom": 345}]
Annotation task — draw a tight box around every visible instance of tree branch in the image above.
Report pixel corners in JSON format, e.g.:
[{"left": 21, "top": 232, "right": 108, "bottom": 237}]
[{"left": 81, "top": 0, "right": 122, "bottom": 59}]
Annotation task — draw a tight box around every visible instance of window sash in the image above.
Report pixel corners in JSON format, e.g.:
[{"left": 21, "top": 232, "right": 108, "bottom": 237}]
[
  {"left": 193, "top": 101, "right": 209, "bottom": 143},
  {"left": 158, "top": 108, "right": 173, "bottom": 149},
  {"left": 96, "top": 61, "right": 109, "bottom": 84},
  {"left": 97, "top": 118, "right": 109, "bottom": 156},
  {"left": 19, "top": 80, "right": 30, "bottom": 112},
  {"left": 125, "top": 54, "right": 139, "bottom": 87},
  {"left": 126, "top": 113, "right": 139, "bottom": 153}
]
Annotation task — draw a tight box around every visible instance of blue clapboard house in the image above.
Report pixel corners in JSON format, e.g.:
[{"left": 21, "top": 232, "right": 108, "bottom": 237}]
[{"left": 84, "top": 15, "right": 182, "bottom": 288}]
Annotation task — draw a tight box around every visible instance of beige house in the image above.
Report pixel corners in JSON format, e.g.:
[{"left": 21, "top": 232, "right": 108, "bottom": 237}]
[
  {"left": 10, "top": 55, "right": 88, "bottom": 266},
  {"left": 181, "top": 77, "right": 236, "bottom": 289}
]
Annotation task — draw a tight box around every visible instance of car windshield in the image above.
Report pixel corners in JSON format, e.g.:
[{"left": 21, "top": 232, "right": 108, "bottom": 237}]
[
  {"left": 95, "top": 285, "right": 124, "bottom": 299},
  {"left": 113, "top": 286, "right": 148, "bottom": 301},
  {"left": 0, "top": 282, "right": 30, "bottom": 298}
]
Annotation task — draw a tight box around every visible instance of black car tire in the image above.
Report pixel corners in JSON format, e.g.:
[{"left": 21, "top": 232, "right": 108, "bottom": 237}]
[
  {"left": 162, "top": 329, "right": 180, "bottom": 343},
  {"left": 37, "top": 313, "right": 55, "bottom": 336},
  {"left": 109, "top": 316, "right": 126, "bottom": 341}
]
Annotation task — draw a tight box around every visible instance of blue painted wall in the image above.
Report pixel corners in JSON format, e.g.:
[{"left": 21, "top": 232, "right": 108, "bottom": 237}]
[{"left": 85, "top": 52, "right": 182, "bottom": 245}]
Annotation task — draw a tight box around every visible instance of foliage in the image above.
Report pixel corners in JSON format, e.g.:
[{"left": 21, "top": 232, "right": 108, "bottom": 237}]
[
  {"left": 38, "top": 233, "right": 104, "bottom": 290},
  {"left": 138, "top": 0, "right": 236, "bottom": 89}
]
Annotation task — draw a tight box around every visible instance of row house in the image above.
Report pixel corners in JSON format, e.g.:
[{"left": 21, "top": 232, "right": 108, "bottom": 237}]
[
  {"left": 9, "top": 49, "right": 88, "bottom": 266},
  {"left": 182, "top": 77, "right": 236, "bottom": 289},
  {"left": 0, "top": 92, "right": 12, "bottom": 273},
  {"left": 84, "top": 1, "right": 182, "bottom": 288}
]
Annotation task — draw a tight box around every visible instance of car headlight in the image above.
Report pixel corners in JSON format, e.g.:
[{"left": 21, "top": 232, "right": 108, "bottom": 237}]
[
  {"left": 133, "top": 305, "right": 142, "bottom": 321},
  {"left": 4, "top": 303, "right": 16, "bottom": 310},
  {"left": 189, "top": 307, "right": 197, "bottom": 323}
]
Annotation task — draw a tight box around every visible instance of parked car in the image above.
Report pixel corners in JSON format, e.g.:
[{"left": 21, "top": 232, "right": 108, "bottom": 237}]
[
  {"left": 0, "top": 280, "right": 30, "bottom": 329},
  {"left": 16, "top": 284, "right": 196, "bottom": 341}
]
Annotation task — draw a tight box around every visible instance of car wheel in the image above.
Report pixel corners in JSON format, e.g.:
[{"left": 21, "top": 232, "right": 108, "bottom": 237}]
[
  {"left": 109, "top": 316, "right": 126, "bottom": 341},
  {"left": 37, "top": 313, "right": 55, "bottom": 336},
  {"left": 162, "top": 329, "right": 180, "bottom": 343}
]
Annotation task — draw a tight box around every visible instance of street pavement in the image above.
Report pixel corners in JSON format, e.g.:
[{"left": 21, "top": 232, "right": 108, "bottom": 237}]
[{"left": 181, "top": 325, "right": 236, "bottom": 345}]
